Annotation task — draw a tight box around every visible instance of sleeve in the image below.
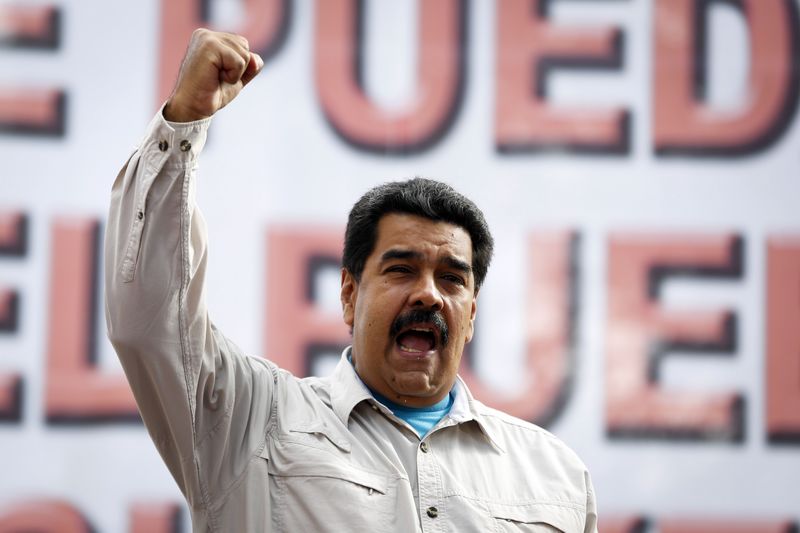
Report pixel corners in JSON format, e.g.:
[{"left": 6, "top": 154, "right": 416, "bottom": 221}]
[
  {"left": 584, "top": 469, "right": 599, "bottom": 533},
  {"left": 104, "top": 109, "right": 275, "bottom": 509}
]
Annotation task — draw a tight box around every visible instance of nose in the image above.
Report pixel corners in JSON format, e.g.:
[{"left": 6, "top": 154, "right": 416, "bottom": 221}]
[{"left": 410, "top": 273, "right": 443, "bottom": 311}]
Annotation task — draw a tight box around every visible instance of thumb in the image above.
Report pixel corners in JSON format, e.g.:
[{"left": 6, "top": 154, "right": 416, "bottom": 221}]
[{"left": 241, "top": 52, "right": 264, "bottom": 86}]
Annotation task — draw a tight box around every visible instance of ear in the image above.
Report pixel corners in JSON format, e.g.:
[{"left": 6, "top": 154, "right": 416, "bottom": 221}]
[
  {"left": 340, "top": 268, "right": 358, "bottom": 328},
  {"left": 465, "top": 292, "right": 478, "bottom": 343}
]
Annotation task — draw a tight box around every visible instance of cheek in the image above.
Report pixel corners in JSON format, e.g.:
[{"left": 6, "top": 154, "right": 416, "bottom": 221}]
[
  {"left": 460, "top": 304, "right": 472, "bottom": 325},
  {"left": 356, "top": 295, "right": 390, "bottom": 334},
  {"left": 451, "top": 300, "right": 474, "bottom": 331}
]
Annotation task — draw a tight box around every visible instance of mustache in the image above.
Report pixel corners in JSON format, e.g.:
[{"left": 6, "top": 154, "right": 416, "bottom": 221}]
[{"left": 389, "top": 309, "right": 449, "bottom": 348}]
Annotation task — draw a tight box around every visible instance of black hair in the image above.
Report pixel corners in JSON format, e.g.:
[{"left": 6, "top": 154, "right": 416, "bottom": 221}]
[{"left": 343, "top": 177, "right": 494, "bottom": 291}]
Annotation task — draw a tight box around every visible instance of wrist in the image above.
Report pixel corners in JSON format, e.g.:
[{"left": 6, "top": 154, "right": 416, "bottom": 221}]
[{"left": 163, "top": 98, "right": 208, "bottom": 123}]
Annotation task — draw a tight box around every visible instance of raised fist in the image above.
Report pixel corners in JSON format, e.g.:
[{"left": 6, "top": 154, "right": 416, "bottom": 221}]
[{"left": 164, "top": 28, "right": 263, "bottom": 122}]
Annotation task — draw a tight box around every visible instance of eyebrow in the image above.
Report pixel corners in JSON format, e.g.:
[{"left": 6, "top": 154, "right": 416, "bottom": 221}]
[
  {"left": 380, "top": 249, "right": 473, "bottom": 274},
  {"left": 443, "top": 256, "right": 472, "bottom": 274}
]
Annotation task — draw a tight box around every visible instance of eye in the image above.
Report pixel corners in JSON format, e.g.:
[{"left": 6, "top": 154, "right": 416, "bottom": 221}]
[
  {"left": 442, "top": 273, "right": 466, "bottom": 286},
  {"left": 384, "top": 265, "right": 412, "bottom": 275}
]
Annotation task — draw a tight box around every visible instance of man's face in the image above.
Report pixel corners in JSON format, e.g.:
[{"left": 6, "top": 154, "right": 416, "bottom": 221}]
[{"left": 341, "top": 213, "right": 477, "bottom": 407}]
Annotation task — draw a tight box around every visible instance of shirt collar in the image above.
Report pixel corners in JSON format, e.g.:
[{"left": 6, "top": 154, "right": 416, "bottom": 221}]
[
  {"left": 449, "top": 376, "right": 506, "bottom": 453},
  {"left": 330, "top": 347, "right": 375, "bottom": 425},
  {"left": 329, "top": 347, "right": 506, "bottom": 453}
]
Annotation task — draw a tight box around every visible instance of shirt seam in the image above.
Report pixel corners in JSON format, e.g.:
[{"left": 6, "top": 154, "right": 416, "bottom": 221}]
[
  {"left": 193, "top": 337, "right": 248, "bottom": 450},
  {"left": 441, "top": 491, "right": 586, "bottom": 512},
  {"left": 476, "top": 409, "right": 569, "bottom": 449},
  {"left": 194, "top": 404, "right": 233, "bottom": 450},
  {"left": 161, "top": 161, "right": 198, "bottom": 171},
  {"left": 430, "top": 444, "right": 446, "bottom": 533},
  {"left": 177, "top": 166, "right": 218, "bottom": 531},
  {"left": 207, "top": 444, "right": 270, "bottom": 516},
  {"left": 275, "top": 437, "right": 393, "bottom": 477},
  {"left": 203, "top": 362, "right": 277, "bottom": 508}
]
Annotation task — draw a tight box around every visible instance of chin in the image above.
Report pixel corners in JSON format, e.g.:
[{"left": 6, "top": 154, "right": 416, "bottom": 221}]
[{"left": 389, "top": 372, "right": 436, "bottom": 396}]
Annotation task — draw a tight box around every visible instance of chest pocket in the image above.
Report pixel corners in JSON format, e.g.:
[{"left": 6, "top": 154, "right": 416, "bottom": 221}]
[
  {"left": 488, "top": 502, "right": 585, "bottom": 533},
  {"left": 262, "top": 423, "right": 395, "bottom": 532}
]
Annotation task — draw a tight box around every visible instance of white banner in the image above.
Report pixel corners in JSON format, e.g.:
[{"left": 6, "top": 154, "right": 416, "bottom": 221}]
[{"left": 1, "top": 1, "right": 799, "bottom": 531}]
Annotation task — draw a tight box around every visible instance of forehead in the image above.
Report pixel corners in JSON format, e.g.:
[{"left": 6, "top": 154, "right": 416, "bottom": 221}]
[{"left": 371, "top": 213, "right": 473, "bottom": 261}]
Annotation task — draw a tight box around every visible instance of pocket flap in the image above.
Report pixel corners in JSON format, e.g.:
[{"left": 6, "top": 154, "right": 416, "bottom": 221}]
[
  {"left": 267, "top": 457, "right": 389, "bottom": 495},
  {"left": 487, "top": 502, "right": 584, "bottom": 531},
  {"left": 288, "top": 421, "right": 352, "bottom": 453}
]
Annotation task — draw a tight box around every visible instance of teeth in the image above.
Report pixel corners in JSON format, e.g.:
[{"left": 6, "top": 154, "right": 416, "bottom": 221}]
[
  {"left": 399, "top": 343, "right": 424, "bottom": 353},
  {"left": 397, "top": 326, "right": 437, "bottom": 354}
]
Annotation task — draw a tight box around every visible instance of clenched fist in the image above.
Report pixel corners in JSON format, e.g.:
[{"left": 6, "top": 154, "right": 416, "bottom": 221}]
[{"left": 164, "top": 28, "right": 263, "bottom": 122}]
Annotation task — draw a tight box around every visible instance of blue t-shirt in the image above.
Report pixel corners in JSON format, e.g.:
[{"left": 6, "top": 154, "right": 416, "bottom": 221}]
[
  {"left": 370, "top": 388, "right": 454, "bottom": 438},
  {"left": 348, "top": 353, "right": 453, "bottom": 437}
]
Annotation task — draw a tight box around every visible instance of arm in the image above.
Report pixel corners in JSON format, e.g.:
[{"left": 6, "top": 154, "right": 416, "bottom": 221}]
[{"left": 104, "top": 29, "right": 268, "bottom": 508}]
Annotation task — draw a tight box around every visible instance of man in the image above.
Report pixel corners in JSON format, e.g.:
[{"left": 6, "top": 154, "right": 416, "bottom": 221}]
[{"left": 105, "top": 29, "right": 597, "bottom": 532}]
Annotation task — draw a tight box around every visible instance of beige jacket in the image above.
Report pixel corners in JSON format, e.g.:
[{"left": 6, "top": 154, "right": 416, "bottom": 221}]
[{"left": 105, "top": 111, "right": 599, "bottom": 532}]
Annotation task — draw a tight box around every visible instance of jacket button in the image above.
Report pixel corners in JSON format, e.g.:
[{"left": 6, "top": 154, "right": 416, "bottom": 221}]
[
  {"left": 137, "top": 210, "right": 144, "bottom": 220},
  {"left": 180, "top": 139, "right": 192, "bottom": 152},
  {"left": 420, "top": 441, "right": 429, "bottom": 453},
  {"left": 426, "top": 506, "right": 438, "bottom": 518},
  {"left": 158, "top": 140, "right": 168, "bottom": 151}
]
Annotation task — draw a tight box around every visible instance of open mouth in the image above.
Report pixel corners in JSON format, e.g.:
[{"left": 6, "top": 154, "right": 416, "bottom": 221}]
[
  {"left": 390, "top": 309, "right": 449, "bottom": 355},
  {"left": 396, "top": 326, "right": 438, "bottom": 354}
]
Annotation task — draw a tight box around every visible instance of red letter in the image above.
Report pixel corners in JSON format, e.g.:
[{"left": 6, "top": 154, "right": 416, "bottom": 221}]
[
  {"left": 45, "top": 218, "right": 138, "bottom": 423},
  {"left": 129, "top": 502, "right": 182, "bottom": 533},
  {"left": 654, "top": 0, "right": 800, "bottom": 156},
  {"left": 265, "top": 227, "right": 350, "bottom": 377},
  {"left": 606, "top": 234, "right": 743, "bottom": 440},
  {"left": 0, "top": 374, "right": 21, "bottom": 422},
  {"left": 766, "top": 237, "right": 800, "bottom": 444},
  {"left": 0, "top": 212, "right": 26, "bottom": 421},
  {"left": 0, "top": 5, "right": 65, "bottom": 136},
  {"left": 0, "top": 211, "right": 25, "bottom": 331},
  {"left": 0, "top": 500, "right": 93, "bottom": 533},
  {"left": 661, "top": 519, "right": 797, "bottom": 533},
  {"left": 157, "top": 0, "right": 290, "bottom": 105},
  {"left": 0, "top": 289, "right": 19, "bottom": 333},
  {"left": 315, "top": 0, "right": 465, "bottom": 153},
  {"left": 0, "top": 212, "right": 26, "bottom": 256},
  {"left": 495, "top": 0, "right": 628, "bottom": 153},
  {"left": 0, "top": 4, "right": 59, "bottom": 47},
  {"left": 600, "top": 517, "right": 648, "bottom": 533},
  {"left": 459, "top": 231, "right": 577, "bottom": 426}
]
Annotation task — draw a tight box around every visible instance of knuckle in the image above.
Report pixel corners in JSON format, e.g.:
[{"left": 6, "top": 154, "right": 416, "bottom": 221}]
[{"left": 192, "top": 28, "right": 217, "bottom": 52}]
